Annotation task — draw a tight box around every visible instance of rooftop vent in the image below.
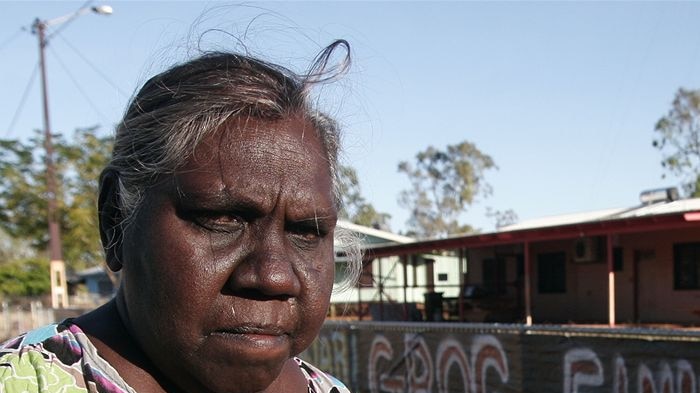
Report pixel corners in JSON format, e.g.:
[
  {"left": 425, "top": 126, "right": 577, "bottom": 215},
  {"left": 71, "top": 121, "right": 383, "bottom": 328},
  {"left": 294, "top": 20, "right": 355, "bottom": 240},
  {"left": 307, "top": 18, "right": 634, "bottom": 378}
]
[{"left": 639, "top": 187, "right": 679, "bottom": 205}]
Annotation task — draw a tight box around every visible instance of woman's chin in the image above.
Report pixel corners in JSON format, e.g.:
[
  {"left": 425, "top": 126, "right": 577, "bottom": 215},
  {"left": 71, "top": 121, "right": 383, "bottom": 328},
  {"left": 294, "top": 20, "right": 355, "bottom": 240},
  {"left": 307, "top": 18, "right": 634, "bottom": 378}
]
[
  {"left": 199, "top": 362, "right": 288, "bottom": 393},
  {"left": 180, "top": 335, "right": 293, "bottom": 393}
]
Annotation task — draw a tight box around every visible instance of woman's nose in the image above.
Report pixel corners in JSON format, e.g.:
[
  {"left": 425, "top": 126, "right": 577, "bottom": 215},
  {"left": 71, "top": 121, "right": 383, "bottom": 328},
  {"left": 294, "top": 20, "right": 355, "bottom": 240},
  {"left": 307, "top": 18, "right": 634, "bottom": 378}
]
[{"left": 227, "top": 233, "right": 302, "bottom": 299}]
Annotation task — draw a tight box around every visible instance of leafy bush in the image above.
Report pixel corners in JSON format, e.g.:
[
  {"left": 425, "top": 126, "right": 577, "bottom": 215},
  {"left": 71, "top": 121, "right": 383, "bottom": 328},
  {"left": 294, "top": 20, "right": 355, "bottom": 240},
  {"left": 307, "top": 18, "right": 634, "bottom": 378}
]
[{"left": 0, "top": 258, "right": 50, "bottom": 297}]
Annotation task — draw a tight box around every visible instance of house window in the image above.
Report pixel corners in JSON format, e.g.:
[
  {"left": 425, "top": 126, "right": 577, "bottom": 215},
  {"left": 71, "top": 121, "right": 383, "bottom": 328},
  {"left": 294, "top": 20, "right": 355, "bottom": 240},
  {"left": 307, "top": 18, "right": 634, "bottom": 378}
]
[
  {"left": 674, "top": 243, "right": 700, "bottom": 290},
  {"left": 537, "top": 252, "right": 566, "bottom": 293},
  {"left": 483, "top": 258, "right": 506, "bottom": 294},
  {"left": 437, "top": 273, "right": 448, "bottom": 282}
]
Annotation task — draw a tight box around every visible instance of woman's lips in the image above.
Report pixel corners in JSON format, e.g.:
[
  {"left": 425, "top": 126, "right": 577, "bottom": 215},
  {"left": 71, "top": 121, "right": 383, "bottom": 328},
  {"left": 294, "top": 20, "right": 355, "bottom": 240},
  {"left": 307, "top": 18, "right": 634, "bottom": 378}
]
[
  {"left": 218, "top": 324, "right": 284, "bottom": 333},
  {"left": 209, "top": 325, "right": 289, "bottom": 348}
]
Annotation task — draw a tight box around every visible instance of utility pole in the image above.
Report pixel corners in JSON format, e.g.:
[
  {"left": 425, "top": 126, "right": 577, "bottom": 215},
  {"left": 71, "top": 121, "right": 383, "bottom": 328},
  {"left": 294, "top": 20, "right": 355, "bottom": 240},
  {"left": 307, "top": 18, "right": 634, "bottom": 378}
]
[
  {"left": 33, "top": 18, "right": 67, "bottom": 309},
  {"left": 31, "top": 6, "right": 112, "bottom": 308}
]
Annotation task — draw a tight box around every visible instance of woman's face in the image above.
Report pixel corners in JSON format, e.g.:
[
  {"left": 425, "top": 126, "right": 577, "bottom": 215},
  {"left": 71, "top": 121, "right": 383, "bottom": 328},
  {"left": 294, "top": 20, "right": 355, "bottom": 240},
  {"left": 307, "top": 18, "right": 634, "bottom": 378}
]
[{"left": 117, "top": 116, "right": 337, "bottom": 393}]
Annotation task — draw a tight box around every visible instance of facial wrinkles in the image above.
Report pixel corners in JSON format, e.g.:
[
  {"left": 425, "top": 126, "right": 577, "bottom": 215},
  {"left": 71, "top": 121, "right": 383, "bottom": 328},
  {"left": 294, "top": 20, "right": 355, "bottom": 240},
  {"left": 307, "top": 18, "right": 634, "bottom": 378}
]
[
  {"left": 238, "top": 124, "right": 332, "bottom": 298},
  {"left": 185, "top": 120, "right": 334, "bottom": 288},
  {"left": 219, "top": 121, "right": 330, "bottom": 216},
  {"left": 115, "top": 116, "right": 336, "bottom": 393}
]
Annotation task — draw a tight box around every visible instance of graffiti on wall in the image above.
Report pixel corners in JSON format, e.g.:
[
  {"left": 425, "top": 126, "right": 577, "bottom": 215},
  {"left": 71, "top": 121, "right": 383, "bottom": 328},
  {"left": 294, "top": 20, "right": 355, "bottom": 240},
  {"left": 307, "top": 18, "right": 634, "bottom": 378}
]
[
  {"left": 368, "top": 333, "right": 508, "bottom": 393},
  {"left": 308, "top": 330, "right": 510, "bottom": 393},
  {"left": 305, "top": 329, "right": 351, "bottom": 385},
  {"left": 307, "top": 323, "right": 700, "bottom": 393},
  {"left": 564, "top": 347, "right": 697, "bottom": 393}
]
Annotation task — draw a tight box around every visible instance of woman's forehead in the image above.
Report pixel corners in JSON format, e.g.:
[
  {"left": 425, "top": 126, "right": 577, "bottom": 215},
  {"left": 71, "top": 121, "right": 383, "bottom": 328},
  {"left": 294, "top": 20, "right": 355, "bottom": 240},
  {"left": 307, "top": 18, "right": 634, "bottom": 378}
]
[
  {"left": 197, "top": 115, "right": 323, "bottom": 158},
  {"left": 169, "top": 115, "right": 334, "bottom": 206}
]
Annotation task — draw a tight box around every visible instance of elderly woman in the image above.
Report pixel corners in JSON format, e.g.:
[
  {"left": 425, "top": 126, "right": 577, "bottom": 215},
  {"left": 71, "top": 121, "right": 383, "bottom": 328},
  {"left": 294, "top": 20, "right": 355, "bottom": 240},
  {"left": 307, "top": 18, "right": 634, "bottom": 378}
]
[{"left": 0, "top": 40, "right": 358, "bottom": 393}]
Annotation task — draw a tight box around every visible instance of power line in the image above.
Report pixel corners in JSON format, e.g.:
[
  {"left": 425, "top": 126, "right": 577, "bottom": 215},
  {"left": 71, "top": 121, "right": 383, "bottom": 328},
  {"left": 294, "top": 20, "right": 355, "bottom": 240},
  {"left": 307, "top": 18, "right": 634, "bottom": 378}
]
[
  {"left": 54, "top": 32, "right": 130, "bottom": 99},
  {"left": 5, "top": 62, "right": 39, "bottom": 138},
  {"left": 47, "top": 44, "right": 110, "bottom": 126},
  {"left": 0, "top": 27, "right": 26, "bottom": 54}
]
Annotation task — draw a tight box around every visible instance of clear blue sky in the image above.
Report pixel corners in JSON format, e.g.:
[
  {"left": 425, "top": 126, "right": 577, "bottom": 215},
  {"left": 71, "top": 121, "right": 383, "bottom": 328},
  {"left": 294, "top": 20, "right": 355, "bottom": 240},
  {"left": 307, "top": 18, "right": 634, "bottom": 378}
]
[{"left": 2, "top": 1, "right": 700, "bottom": 234}]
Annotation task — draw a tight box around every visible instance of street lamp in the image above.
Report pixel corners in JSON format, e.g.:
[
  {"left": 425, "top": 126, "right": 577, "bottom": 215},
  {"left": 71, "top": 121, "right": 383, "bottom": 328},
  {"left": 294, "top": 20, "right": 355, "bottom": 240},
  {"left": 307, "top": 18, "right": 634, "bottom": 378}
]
[{"left": 31, "top": 5, "right": 112, "bottom": 309}]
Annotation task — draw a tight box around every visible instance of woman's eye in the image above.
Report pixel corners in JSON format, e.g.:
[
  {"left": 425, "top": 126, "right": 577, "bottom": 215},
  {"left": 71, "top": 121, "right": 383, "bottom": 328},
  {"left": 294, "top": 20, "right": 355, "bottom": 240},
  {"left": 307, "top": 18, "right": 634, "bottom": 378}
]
[
  {"left": 193, "top": 213, "right": 244, "bottom": 233},
  {"left": 288, "top": 224, "right": 327, "bottom": 247}
]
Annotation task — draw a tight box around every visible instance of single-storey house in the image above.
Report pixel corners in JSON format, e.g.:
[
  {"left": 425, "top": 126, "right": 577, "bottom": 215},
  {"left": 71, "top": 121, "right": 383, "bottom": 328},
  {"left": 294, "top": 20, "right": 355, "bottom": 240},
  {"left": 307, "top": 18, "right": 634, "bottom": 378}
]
[{"left": 349, "top": 189, "right": 700, "bottom": 326}]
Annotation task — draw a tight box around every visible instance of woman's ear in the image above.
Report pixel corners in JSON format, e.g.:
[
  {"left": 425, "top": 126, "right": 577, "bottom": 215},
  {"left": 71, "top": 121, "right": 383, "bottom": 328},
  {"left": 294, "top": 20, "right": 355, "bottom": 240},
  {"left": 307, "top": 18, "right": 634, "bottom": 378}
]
[{"left": 99, "top": 170, "right": 124, "bottom": 272}]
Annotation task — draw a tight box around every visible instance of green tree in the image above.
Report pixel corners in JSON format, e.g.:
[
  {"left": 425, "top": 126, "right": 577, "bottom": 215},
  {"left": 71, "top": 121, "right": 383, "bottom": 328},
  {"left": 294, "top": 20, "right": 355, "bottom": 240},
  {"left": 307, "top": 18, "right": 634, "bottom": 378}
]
[
  {"left": 338, "top": 165, "right": 391, "bottom": 229},
  {"left": 0, "top": 228, "right": 35, "bottom": 263},
  {"left": 398, "top": 141, "right": 496, "bottom": 239},
  {"left": 0, "top": 127, "right": 113, "bottom": 270},
  {"left": 0, "top": 258, "right": 50, "bottom": 297},
  {"left": 654, "top": 88, "right": 700, "bottom": 197},
  {"left": 486, "top": 207, "right": 519, "bottom": 229}
]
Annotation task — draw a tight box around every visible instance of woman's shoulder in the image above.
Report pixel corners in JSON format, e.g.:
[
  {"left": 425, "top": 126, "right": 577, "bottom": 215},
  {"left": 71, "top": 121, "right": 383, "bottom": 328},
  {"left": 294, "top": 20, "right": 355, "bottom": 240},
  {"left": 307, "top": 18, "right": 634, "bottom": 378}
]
[
  {"left": 0, "top": 321, "right": 134, "bottom": 393},
  {"left": 295, "top": 357, "right": 352, "bottom": 393},
  {"left": 0, "top": 322, "right": 89, "bottom": 392},
  {"left": 0, "top": 321, "right": 82, "bottom": 360}
]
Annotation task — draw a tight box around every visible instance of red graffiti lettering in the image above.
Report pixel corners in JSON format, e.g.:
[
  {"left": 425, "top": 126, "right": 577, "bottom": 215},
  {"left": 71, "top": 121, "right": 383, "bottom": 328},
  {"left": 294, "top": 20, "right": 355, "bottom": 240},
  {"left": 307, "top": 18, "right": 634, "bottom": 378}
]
[
  {"left": 368, "top": 334, "right": 508, "bottom": 393},
  {"left": 436, "top": 338, "right": 470, "bottom": 393},
  {"left": 614, "top": 356, "right": 628, "bottom": 393},
  {"left": 563, "top": 348, "right": 603, "bottom": 393},
  {"left": 369, "top": 335, "right": 404, "bottom": 393},
  {"left": 405, "top": 334, "right": 433, "bottom": 393},
  {"left": 472, "top": 336, "right": 509, "bottom": 393},
  {"left": 676, "top": 360, "right": 696, "bottom": 393}
]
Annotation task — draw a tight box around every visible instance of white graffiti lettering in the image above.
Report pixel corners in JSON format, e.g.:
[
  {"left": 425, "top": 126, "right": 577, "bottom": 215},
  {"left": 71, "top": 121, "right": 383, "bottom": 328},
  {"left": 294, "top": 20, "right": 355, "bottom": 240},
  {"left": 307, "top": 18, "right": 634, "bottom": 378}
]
[
  {"left": 676, "top": 360, "right": 696, "bottom": 393},
  {"left": 614, "top": 356, "right": 628, "bottom": 393},
  {"left": 369, "top": 334, "right": 404, "bottom": 393},
  {"left": 471, "top": 335, "right": 509, "bottom": 393},
  {"left": 436, "top": 338, "right": 470, "bottom": 393},
  {"left": 566, "top": 348, "right": 697, "bottom": 393},
  {"left": 563, "top": 348, "right": 604, "bottom": 393},
  {"left": 369, "top": 334, "right": 509, "bottom": 393},
  {"left": 311, "top": 327, "right": 700, "bottom": 393}
]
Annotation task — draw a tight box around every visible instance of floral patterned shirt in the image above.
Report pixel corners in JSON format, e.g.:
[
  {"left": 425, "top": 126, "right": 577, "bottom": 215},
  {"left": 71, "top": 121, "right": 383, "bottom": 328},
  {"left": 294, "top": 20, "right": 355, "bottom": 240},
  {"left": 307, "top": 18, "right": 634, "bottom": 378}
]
[{"left": 0, "top": 322, "right": 350, "bottom": 393}]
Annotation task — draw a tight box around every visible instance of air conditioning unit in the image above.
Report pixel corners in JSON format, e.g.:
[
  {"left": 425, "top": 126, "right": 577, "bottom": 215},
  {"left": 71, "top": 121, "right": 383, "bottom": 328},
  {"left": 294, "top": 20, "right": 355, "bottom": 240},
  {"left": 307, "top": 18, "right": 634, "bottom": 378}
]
[{"left": 573, "top": 237, "right": 600, "bottom": 263}]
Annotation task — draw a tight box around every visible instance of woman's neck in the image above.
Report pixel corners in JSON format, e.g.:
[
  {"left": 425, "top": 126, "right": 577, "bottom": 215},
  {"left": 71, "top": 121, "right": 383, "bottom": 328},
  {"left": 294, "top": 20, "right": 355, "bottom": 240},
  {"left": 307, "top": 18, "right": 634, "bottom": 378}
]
[{"left": 74, "top": 299, "right": 178, "bottom": 393}]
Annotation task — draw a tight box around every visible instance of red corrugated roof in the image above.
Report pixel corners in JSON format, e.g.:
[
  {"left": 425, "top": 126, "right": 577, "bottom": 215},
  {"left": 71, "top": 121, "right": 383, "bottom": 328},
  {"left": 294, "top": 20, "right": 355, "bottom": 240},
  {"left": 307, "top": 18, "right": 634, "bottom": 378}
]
[{"left": 363, "top": 199, "right": 700, "bottom": 259}]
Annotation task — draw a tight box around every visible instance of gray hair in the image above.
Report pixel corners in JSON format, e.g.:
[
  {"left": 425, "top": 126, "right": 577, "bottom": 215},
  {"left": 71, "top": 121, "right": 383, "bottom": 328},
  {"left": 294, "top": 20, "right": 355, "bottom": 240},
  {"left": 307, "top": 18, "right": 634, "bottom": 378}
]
[{"left": 102, "top": 39, "right": 361, "bottom": 288}]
